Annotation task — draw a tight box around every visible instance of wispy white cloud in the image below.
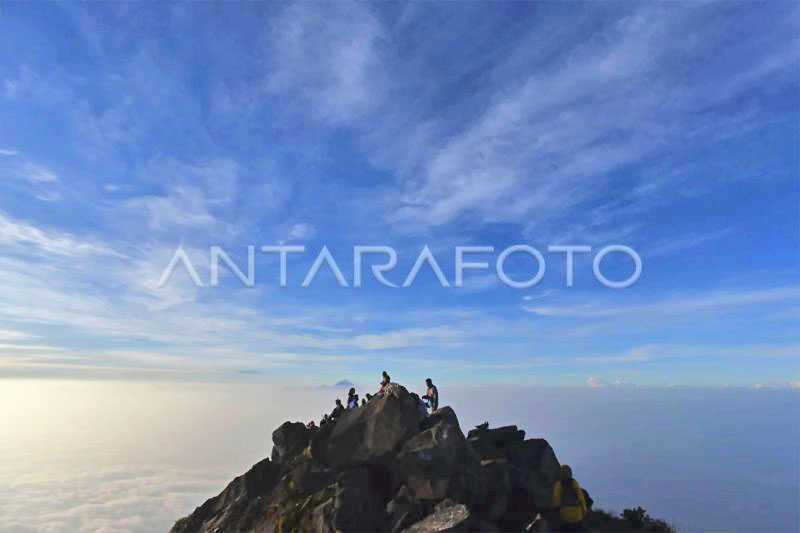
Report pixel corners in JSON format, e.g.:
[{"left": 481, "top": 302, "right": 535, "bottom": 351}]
[
  {"left": 0, "top": 212, "right": 122, "bottom": 257},
  {"left": 120, "top": 159, "right": 241, "bottom": 233},
  {"left": 524, "top": 286, "right": 800, "bottom": 318},
  {"left": 586, "top": 376, "right": 636, "bottom": 388},
  {"left": 0, "top": 328, "right": 36, "bottom": 341},
  {"left": 454, "top": 273, "right": 501, "bottom": 294},
  {"left": 0, "top": 2, "right": 795, "bottom": 389},
  {"left": 362, "top": 4, "right": 798, "bottom": 238},
  {"left": 21, "top": 161, "right": 58, "bottom": 183},
  {"left": 349, "top": 326, "right": 466, "bottom": 350},
  {"left": 0, "top": 152, "right": 62, "bottom": 203},
  {"left": 0, "top": 343, "right": 66, "bottom": 352},
  {"left": 123, "top": 187, "right": 217, "bottom": 230},
  {"left": 267, "top": 2, "right": 386, "bottom": 125},
  {"left": 522, "top": 290, "right": 554, "bottom": 302},
  {"left": 646, "top": 227, "right": 734, "bottom": 258},
  {"left": 288, "top": 222, "right": 316, "bottom": 240},
  {"left": 586, "top": 376, "right": 608, "bottom": 388}
]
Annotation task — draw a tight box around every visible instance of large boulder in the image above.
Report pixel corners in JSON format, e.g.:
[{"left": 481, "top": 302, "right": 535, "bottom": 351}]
[
  {"left": 272, "top": 421, "right": 312, "bottom": 463},
  {"left": 466, "top": 424, "right": 559, "bottom": 511},
  {"left": 466, "top": 425, "right": 525, "bottom": 461},
  {"left": 464, "top": 425, "right": 560, "bottom": 529},
  {"left": 311, "top": 384, "right": 424, "bottom": 468},
  {"left": 506, "top": 438, "right": 560, "bottom": 510},
  {"left": 286, "top": 457, "right": 336, "bottom": 496},
  {"left": 397, "top": 407, "right": 483, "bottom": 504}
]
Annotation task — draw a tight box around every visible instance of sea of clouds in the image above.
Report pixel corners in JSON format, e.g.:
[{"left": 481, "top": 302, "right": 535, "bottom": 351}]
[{"left": 1, "top": 380, "right": 797, "bottom": 532}]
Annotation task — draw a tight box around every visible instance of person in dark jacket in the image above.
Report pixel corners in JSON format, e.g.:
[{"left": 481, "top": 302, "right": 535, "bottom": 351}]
[
  {"left": 330, "top": 399, "right": 345, "bottom": 421},
  {"left": 347, "top": 387, "right": 359, "bottom": 409}
]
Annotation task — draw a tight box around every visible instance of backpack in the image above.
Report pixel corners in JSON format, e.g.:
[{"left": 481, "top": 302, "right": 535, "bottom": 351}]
[{"left": 560, "top": 480, "right": 580, "bottom": 507}]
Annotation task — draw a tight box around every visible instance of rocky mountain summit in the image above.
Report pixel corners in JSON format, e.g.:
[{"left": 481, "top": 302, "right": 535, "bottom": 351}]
[{"left": 171, "top": 385, "right": 672, "bottom": 532}]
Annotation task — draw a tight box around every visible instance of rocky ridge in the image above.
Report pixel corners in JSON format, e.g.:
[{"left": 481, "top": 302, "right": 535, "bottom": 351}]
[{"left": 171, "top": 384, "right": 672, "bottom": 532}]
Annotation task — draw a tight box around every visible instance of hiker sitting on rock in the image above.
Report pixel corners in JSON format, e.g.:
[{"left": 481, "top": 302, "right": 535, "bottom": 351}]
[
  {"left": 551, "top": 464, "right": 588, "bottom": 531},
  {"left": 347, "top": 387, "right": 359, "bottom": 409},
  {"left": 330, "top": 399, "right": 345, "bottom": 421},
  {"left": 422, "top": 377, "right": 439, "bottom": 411},
  {"left": 320, "top": 413, "right": 330, "bottom": 426}
]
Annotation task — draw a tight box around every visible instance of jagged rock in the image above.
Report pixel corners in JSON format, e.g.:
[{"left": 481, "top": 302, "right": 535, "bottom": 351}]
[
  {"left": 172, "top": 402, "right": 669, "bottom": 533},
  {"left": 286, "top": 457, "right": 336, "bottom": 496},
  {"left": 386, "top": 486, "right": 425, "bottom": 533},
  {"left": 465, "top": 425, "right": 560, "bottom": 529},
  {"left": 397, "top": 407, "right": 483, "bottom": 504},
  {"left": 303, "top": 497, "right": 335, "bottom": 533},
  {"left": 311, "top": 384, "right": 424, "bottom": 468},
  {"left": 170, "top": 458, "right": 282, "bottom": 533},
  {"left": 401, "top": 499, "right": 495, "bottom": 532},
  {"left": 283, "top": 485, "right": 337, "bottom": 533},
  {"left": 506, "top": 438, "right": 560, "bottom": 509},
  {"left": 466, "top": 425, "right": 525, "bottom": 460},
  {"left": 272, "top": 421, "right": 311, "bottom": 463},
  {"left": 467, "top": 426, "right": 559, "bottom": 508}
]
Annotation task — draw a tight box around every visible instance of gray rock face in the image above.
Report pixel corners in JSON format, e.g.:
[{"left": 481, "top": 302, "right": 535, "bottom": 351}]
[
  {"left": 401, "top": 499, "right": 497, "bottom": 532},
  {"left": 466, "top": 427, "right": 561, "bottom": 530},
  {"left": 398, "top": 407, "right": 483, "bottom": 505},
  {"left": 508, "top": 438, "right": 561, "bottom": 509},
  {"left": 170, "top": 458, "right": 282, "bottom": 533},
  {"left": 271, "top": 421, "right": 311, "bottom": 463},
  {"left": 332, "top": 466, "right": 388, "bottom": 532},
  {"left": 311, "top": 384, "right": 424, "bottom": 468},
  {"left": 386, "top": 485, "right": 424, "bottom": 532}
]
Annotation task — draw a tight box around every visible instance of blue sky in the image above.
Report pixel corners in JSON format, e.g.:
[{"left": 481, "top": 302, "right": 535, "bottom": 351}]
[{"left": 0, "top": 2, "right": 798, "bottom": 387}]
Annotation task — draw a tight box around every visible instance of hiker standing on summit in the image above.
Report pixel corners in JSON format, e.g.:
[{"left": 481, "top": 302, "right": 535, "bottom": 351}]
[
  {"left": 423, "top": 378, "right": 439, "bottom": 411},
  {"left": 347, "top": 387, "right": 359, "bottom": 409},
  {"left": 378, "top": 371, "right": 391, "bottom": 395}
]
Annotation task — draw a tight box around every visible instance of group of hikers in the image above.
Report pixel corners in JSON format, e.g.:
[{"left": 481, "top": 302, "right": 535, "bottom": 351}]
[
  {"left": 306, "top": 372, "right": 439, "bottom": 430},
  {"left": 304, "top": 371, "right": 590, "bottom": 532}
]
